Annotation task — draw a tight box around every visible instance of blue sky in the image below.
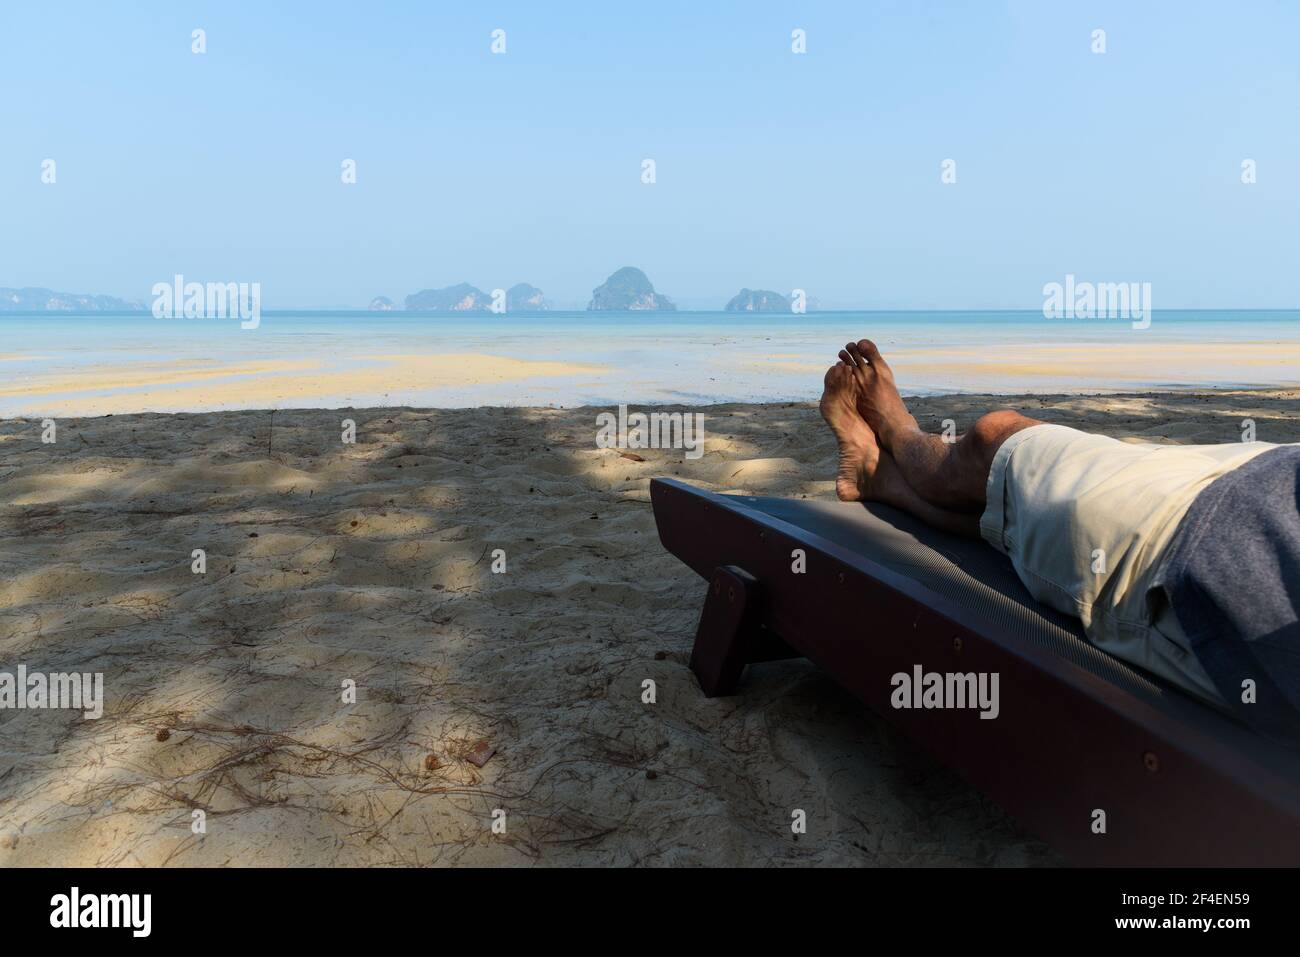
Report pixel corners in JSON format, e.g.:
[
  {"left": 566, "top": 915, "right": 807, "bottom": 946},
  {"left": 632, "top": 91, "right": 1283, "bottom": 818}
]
[{"left": 2, "top": 1, "right": 1297, "bottom": 309}]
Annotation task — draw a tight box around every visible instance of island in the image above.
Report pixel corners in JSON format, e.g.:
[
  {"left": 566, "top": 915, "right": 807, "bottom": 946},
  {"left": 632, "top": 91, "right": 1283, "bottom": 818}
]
[
  {"left": 506, "top": 283, "right": 549, "bottom": 311},
  {"left": 0, "top": 287, "right": 145, "bottom": 311},
  {"left": 586, "top": 267, "right": 676, "bottom": 311},
  {"left": 724, "top": 289, "right": 792, "bottom": 312},
  {"left": 404, "top": 283, "right": 492, "bottom": 312}
]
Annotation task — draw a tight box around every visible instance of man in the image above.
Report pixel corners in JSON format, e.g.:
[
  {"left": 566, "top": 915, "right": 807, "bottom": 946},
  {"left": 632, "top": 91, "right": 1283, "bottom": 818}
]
[{"left": 820, "top": 339, "right": 1300, "bottom": 746}]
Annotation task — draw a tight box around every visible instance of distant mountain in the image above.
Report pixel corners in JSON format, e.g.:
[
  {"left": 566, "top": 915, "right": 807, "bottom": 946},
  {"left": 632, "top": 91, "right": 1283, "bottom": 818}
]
[
  {"left": 368, "top": 296, "right": 396, "bottom": 311},
  {"left": 587, "top": 267, "right": 676, "bottom": 311},
  {"left": 404, "top": 283, "right": 492, "bottom": 312},
  {"left": 0, "top": 286, "right": 145, "bottom": 311},
  {"left": 506, "top": 283, "right": 549, "bottom": 311},
  {"left": 725, "top": 288, "right": 791, "bottom": 312}
]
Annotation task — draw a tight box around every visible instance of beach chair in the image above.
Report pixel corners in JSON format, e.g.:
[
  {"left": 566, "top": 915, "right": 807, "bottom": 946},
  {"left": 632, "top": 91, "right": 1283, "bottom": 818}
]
[{"left": 650, "top": 477, "right": 1300, "bottom": 866}]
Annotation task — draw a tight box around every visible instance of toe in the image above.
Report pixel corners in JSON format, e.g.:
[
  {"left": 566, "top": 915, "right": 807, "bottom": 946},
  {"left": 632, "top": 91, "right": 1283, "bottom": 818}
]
[
  {"left": 844, "top": 344, "right": 871, "bottom": 385},
  {"left": 857, "top": 339, "right": 883, "bottom": 363}
]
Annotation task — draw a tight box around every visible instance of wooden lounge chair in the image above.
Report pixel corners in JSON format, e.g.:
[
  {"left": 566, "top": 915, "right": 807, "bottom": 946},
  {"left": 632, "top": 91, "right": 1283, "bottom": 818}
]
[{"left": 650, "top": 477, "right": 1300, "bottom": 866}]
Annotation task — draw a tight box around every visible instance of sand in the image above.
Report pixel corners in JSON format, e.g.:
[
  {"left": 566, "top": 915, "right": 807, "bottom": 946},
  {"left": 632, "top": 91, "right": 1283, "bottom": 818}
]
[
  {"left": 10, "top": 354, "right": 607, "bottom": 417},
  {"left": 1, "top": 389, "right": 1297, "bottom": 867},
  {"left": 749, "top": 341, "right": 1300, "bottom": 390},
  {"left": 7, "top": 339, "right": 1300, "bottom": 418}
]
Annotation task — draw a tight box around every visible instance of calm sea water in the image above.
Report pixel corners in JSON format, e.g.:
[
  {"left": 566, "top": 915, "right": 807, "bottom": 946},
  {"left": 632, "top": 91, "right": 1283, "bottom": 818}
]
[{"left": 2, "top": 309, "right": 1299, "bottom": 413}]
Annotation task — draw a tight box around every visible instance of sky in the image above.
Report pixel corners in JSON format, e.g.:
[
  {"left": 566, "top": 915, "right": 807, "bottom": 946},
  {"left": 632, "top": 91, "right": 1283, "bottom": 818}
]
[{"left": 1, "top": 1, "right": 1297, "bottom": 310}]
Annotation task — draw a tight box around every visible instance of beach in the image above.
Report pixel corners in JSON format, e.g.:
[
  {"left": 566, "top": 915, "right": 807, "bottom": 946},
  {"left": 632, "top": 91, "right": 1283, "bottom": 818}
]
[
  {"left": 3, "top": 388, "right": 1296, "bottom": 866},
  {"left": 3, "top": 310, "right": 1300, "bottom": 417}
]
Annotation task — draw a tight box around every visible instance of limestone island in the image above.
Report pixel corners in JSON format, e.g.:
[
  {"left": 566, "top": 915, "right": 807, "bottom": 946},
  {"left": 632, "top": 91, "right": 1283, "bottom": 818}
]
[
  {"left": 587, "top": 267, "right": 676, "bottom": 311},
  {"left": 506, "top": 283, "right": 549, "bottom": 310},
  {"left": 0, "top": 286, "right": 144, "bottom": 311},
  {"left": 402, "top": 283, "right": 548, "bottom": 312},
  {"left": 724, "top": 289, "right": 792, "bottom": 312}
]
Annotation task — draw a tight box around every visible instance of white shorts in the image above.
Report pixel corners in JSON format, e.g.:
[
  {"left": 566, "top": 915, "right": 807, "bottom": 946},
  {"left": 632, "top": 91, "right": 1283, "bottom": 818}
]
[{"left": 979, "top": 424, "right": 1277, "bottom": 704}]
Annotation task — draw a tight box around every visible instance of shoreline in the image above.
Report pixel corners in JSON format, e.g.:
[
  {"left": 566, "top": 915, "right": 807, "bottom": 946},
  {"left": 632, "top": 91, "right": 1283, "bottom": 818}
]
[
  {"left": 4, "top": 311, "right": 1300, "bottom": 417},
  {"left": 5, "top": 370, "right": 1300, "bottom": 420},
  {"left": 3, "top": 385, "right": 1298, "bottom": 421}
]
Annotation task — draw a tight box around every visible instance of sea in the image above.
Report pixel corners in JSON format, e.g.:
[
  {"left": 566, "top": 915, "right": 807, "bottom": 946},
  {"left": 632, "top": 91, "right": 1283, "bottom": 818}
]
[{"left": 2, "top": 309, "right": 1298, "bottom": 415}]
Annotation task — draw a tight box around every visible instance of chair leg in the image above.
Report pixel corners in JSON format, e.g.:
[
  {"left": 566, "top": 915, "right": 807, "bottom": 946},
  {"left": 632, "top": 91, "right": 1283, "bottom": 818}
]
[{"left": 690, "top": 565, "right": 797, "bottom": 696}]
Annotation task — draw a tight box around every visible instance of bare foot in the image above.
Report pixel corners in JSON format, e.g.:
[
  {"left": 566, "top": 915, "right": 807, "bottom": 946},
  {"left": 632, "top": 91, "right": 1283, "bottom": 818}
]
[
  {"left": 837, "top": 339, "right": 919, "bottom": 451},
  {"left": 819, "top": 362, "right": 880, "bottom": 501}
]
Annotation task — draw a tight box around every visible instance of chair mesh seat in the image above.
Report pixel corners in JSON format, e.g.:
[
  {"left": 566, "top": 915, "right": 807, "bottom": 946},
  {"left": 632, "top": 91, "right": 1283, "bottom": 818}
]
[{"left": 730, "top": 494, "right": 1174, "bottom": 705}]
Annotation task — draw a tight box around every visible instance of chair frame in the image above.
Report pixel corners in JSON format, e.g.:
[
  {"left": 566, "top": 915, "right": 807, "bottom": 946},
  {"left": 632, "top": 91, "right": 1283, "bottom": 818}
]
[{"left": 651, "top": 477, "right": 1300, "bottom": 866}]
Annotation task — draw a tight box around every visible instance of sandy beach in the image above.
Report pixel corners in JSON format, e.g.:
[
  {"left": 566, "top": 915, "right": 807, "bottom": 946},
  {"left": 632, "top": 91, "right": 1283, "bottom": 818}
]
[
  {"left": 1, "top": 389, "right": 1297, "bottom": 867},
  {"left": 6, "top": 353, "right": 607, "bottom": 417},
  {"left": 4, "top": 312, "right": 1299, "bottom": 417}
]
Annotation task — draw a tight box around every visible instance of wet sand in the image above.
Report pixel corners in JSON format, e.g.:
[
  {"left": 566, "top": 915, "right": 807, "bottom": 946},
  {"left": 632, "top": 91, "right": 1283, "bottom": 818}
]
[{"left": 4, "top": 338, "right": 1299, "bottom": 416}]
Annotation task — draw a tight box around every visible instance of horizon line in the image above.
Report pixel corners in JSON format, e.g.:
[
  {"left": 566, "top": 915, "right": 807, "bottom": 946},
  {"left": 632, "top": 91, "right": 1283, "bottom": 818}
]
[{"left": 4, "top": 306, "right": 1300, "bottom": 315}]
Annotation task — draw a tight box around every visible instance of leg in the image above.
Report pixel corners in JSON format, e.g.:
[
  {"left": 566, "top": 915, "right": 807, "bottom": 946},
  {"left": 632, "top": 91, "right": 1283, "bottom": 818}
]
[
  {"left": 840, "top": 339, "right": 1041, "bottom": 513},
  {"left": 820, "top": 364, "right": 980, "bottom": 537},
  {"left": 690, "top": 565, "right": 799, "bottom": 696},
  {"left": 870, "top": 448, "right": 982, "bottom": 537}
]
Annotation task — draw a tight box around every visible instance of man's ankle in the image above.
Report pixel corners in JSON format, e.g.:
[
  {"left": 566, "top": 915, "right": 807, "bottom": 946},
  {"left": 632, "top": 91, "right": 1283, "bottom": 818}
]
[{"left": 880, "top": 415, "right": 921, "bottom": 452}]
